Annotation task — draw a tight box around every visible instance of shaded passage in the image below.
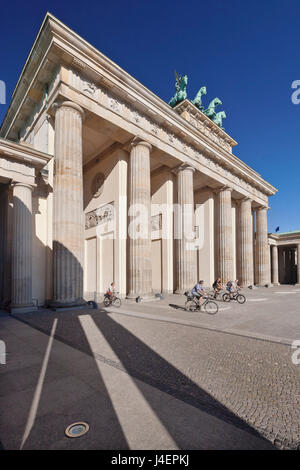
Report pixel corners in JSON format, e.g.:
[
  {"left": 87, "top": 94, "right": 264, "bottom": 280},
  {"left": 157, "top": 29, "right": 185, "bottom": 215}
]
[
  {"left": 4, "top": 309, "right": 128, "bottom": 450},
  {"left": 10, "top": 308, "right": 275, "bottom": 449}
]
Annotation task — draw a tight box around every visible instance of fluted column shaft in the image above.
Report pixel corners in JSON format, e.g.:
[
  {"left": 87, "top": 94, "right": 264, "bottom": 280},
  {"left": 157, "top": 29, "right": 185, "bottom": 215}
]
[
  {"left": 11, "top": 182, "right": 35, "bottom": 311},
  {"left": 297, "top": 244, "right": 300, "bottom": 286},
  {"left": 0, "top": 184, "right": 9, "bottom": 307},
  {"left": 271, "top": 245, "right": 279, "bottom": 285},
  {"left": 255, "top": 207, "right": 271, "bottom": 286},
  {"left": 128, "top": 138, "right": 152, "bottom": 298},
  {"left": 51, "top": 101, "right": 85, "bottom": 307},
  {"left": 216, "top": 187, "right": 233, "bottom": 283},
  {"left": 175, "top": 165, "right": 195, "bottom": 292},
  {"left": 237, "top": 198, "right": 254, "bottom": 286}
]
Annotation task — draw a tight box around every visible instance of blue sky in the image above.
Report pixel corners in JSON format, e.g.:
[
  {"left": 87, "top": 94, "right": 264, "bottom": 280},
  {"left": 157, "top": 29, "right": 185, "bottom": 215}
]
[{"left": 0, "top": 0, "right": 299, "bottom": 233}]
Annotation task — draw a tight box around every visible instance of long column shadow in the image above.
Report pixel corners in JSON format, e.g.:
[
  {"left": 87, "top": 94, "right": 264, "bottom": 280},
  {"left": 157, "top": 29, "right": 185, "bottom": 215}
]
[
  {"left": 90, "top": 311, "right": 275, "bottom": 449},
  {"left": 12, "top": 308, "right": 275, "bottom": 449},
  {"left": 8, "top": 309, "right": 129, "bottom": 450}
]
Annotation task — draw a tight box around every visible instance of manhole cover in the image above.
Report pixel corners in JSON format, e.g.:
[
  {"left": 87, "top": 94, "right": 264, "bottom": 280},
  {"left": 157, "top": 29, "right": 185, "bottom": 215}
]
[{"left": 65, "top": 422, "right": 89, "bottom": 438}]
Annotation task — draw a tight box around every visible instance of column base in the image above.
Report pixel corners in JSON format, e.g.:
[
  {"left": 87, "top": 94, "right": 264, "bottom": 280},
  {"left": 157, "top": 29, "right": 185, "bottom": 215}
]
[
  {"left": 47, "top": 298, "right": 87, "bottom": 311},
  {"left": 10, "top": 304, "right": 38, "bottom": 314},
  {"left": 126, "top": 292, "right": 157, "bottom": 302},
  {"left": 295, "top": 284, "right": 300, "bottom": 288},
  {"left": 255, "top": 283, "right": 273, "bottom": 288}
]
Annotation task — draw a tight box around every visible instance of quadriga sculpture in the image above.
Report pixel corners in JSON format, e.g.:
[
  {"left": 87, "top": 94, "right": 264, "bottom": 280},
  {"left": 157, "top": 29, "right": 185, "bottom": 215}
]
[
  {"left": 168, "top": 73, "right": 188, "bottom": 108},
  {"left": 192, "top": 86, "right": 207, "bottom": 111},
  {"left": 203, "top": 97, "right": 222, "bottom": 119},
  {"left": 212, "top": 111, "right": 226, "bottom": 130},
  {"left": 168, "top": 74, "right": 227, "bottom": 130}
]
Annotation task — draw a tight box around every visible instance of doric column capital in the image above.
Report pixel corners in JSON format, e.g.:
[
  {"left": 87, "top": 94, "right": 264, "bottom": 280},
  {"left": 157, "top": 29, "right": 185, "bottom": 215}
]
[
  {"left": 50, "top": 100, "right": 85, "bottom": 120},
  {"left": 256, "top": 205, "right": 270, "bottom": 212},
  {"left": 238, "top": 196, "right": 252, "bottom": 205},
  {"left": 130, "top": 136, "right": 152, "bottom": 152},
  {"left": 173, "top": 163, "right": 195, "bottom": 175},
  {"left": 214, "top": 185, "right": 233, "bottom": 195},
  {"left": 11, "top": 181, "right": 36, "bottom": 191}
]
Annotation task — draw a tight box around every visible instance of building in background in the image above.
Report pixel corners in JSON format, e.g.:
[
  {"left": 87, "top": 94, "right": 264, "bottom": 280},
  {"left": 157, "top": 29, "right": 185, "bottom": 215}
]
[
  {"left": 0, "top": 13, "right": 279, "bottom": 312},
  {"left": 269, "top": 231, "right": 300, "bottom": 286}
]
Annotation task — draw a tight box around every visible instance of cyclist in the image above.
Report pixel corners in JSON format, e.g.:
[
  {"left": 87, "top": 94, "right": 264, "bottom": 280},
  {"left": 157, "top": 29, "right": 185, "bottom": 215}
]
[
  {"left": 106, "top": 282, "right": 116, "bottom": 300},
  {"left": 226, "top": 279, "right": 238, "bottom": 298},
  {"left": 212, "top": 278, "right": 223, "bottom": 298},
  {"left": 192, "top": 280, "right": 206, "bottom": 305}
]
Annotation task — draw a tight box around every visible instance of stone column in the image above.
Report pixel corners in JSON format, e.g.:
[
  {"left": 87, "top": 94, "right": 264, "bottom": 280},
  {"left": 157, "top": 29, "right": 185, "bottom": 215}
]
[
  {"left": 271, "top": 245, "right": 279, "bottom": 286},
  {"left": 127, "top": 138, "right": 153, "bottom": 299},
  {"left": 255, "top": 207, "right": 271, "bottom": 286},
  {"left": 50, "top": 101, "right": 85, "bottom": 308},
  {"left": 278, "top": 247, "right": 284, "bottom": 284},
  {"left": 10, "top": 182, "right": 36, "bottom": 313},
  {"left": 216, "top": 187, "right": 233, "bottom": 283},
  {"left": 296, "top": 244, "right": 300, "bottom": 287},
  {"left": 0, "top": 184, "right": 9, "bottom": 307},
  {"left": 237, "top": 197, "right": 254, "bottom": 286},
  {"left": 174, "top": 164, "right": 196, "bottom": 293}
]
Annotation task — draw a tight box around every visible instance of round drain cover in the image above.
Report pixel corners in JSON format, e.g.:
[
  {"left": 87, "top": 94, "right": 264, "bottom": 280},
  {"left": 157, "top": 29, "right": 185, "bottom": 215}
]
[{"left": 65, "top": 422, "right": 89, "bottom": 438}]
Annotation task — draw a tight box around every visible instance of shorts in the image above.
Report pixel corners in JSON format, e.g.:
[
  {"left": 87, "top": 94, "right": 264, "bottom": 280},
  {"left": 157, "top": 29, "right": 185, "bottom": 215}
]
[{"left": 193, "top": 292, "right": 203, "bottom": 299}]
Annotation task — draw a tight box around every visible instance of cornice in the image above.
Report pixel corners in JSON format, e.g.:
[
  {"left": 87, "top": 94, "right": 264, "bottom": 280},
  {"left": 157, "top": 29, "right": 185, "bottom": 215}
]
[
  {"left": 0, "top": 12, "right": 277, "bottom": 198},
  {"left": 269, "top": 231, "right": 300, "bottom": 242},
  {"left": 174, "top": 99, "right": 237, "bottom": 149},
  {"left": 0, "top": 138, "right": 51, "bottom": 168}
]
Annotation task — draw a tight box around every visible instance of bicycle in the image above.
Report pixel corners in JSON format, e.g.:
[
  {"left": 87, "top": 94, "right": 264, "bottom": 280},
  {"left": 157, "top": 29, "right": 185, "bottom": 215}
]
[
  {"left": 208, "top": 288, "right": 226, "bottom": 301},
  {"left": 222, "top": 288, "right": 246, "bottom": 304},
  {"left": 184, "top": 291, "right": 219, "bottom": 315},
  {"left": 103, "top": 292, "right": 122, "bottom": 308}
]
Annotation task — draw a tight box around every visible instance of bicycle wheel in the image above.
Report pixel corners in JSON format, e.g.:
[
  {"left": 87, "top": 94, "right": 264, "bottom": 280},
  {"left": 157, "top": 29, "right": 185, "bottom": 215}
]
[
  {"left": 237, "top": 294, "right": 246, "bottom": 304},
  {"left": 185, "top": 300, "right": 198, "bottom": 312},
  {"left": 223, "top": 293, "right": 231, "bottom": 302},
  {"left": 103, "top": 297, "right": 111, "bottom": 307},
  {"left": 113, "top": 297, "right": 121, "bottom": 308},
  {"left": 207, "top": 290, "right": 216, "bottom": 299},
  {"left": 204, "top": 300, "right": 219, "bottom": 315}
]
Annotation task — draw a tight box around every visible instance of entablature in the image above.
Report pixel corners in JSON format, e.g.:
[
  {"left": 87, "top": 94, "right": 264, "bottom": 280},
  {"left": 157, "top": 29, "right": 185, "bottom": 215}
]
[
  {"left": 0, "top": 12, "right": 277, "bottom": 205},
  {"left": 0, "top": 139, "right": 51, "bottom": 185},
  {"left": 269, "top": 232, "right": 300, "bottom": 246}
]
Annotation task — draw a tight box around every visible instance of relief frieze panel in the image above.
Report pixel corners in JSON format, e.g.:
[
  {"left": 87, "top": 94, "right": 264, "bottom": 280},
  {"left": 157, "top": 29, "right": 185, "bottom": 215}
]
[
  {"left": 66, "top": 68, "right": 268, "bottom": 202},
  {"left": 85, "top": 202, "right": 114, "bottom": 230},
  {"left": 151, "top": 213, "right": 162, "bottom": 232}
]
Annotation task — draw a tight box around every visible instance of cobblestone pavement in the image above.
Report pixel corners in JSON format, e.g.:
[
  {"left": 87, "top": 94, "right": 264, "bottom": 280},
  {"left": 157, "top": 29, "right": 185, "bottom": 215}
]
[
  {"left": 110, "top": 285, "right": 300, "bottom": 344},
  {"left": 106, "top": 311, "right": 300, "bottom": 449},
  {"left": 0, "top": 286, "right": 299, "bottom": 450}
]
